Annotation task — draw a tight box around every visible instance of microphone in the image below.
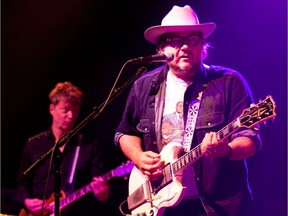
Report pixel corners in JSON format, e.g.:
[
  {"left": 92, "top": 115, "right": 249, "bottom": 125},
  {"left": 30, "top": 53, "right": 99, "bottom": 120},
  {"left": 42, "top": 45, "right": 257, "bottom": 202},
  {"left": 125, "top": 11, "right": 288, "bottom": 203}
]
[{"left": 129, "top": 51, "right": 174, "bottom": 63}]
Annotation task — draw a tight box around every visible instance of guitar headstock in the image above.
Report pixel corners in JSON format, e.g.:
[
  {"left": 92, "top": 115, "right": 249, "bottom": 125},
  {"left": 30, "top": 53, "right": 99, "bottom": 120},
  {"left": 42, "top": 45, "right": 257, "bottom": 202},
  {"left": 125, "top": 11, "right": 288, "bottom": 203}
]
[
  {"left": 239, "top": 95, "right": 276, "bottom": 128},
  {"left": 113, "top": 160, "right": 134, "bottom": 177}
]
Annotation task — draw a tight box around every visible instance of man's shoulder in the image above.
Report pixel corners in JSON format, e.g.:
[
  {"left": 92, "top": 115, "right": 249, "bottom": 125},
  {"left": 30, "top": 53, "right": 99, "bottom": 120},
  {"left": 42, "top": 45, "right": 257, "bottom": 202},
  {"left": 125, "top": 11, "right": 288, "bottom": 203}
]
[
  {"left": 206, "top": 64, "right": 241, "bottom": 76},
  {"left": 136, "top": 64, "right": 167, "bottom": 82},
  {"left": 28, "top": 129, "right": 51, "bottom": 143},
  {"left": 204, "top": 64, "right": 245, "bottom": 82}
]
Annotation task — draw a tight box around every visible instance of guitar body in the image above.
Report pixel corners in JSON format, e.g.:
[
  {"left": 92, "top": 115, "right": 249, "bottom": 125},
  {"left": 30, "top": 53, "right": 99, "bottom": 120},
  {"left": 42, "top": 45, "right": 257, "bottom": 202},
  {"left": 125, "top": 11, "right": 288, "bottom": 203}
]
[
  {"left": 18, "top": 190, "right": 66, "bottom": 216},
  {"left": 128, "top": 142, "right": 187, "bottom": 216},
  {"left": 19, "top": 208, "right": 32, "bottom": 216}
]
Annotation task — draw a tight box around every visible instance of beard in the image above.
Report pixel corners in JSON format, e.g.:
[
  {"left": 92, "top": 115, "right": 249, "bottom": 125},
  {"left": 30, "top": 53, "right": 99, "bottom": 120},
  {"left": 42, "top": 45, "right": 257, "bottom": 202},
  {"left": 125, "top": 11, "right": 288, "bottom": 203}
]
[{"left": 169, "top": 59, "right": 201, "bottom": 80}]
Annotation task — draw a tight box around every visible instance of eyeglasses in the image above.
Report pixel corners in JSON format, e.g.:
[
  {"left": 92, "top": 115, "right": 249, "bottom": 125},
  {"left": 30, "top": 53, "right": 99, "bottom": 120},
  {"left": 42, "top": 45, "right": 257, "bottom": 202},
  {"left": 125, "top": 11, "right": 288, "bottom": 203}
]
[{"left": 161, "top": 33, "right": 203, "bottom": 48}]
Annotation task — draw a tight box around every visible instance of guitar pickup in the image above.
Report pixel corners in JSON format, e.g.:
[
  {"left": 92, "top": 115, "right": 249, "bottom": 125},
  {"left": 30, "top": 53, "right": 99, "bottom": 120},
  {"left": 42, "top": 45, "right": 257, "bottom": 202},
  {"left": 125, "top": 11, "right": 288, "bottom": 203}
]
[{"left": 127, "top": 180, "right": 152, "bottom": 211}]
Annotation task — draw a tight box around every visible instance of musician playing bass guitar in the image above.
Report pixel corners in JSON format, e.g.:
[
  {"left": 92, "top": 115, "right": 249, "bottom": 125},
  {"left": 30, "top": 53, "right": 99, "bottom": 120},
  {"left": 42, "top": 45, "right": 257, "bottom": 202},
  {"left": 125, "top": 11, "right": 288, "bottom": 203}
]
[{"left": 114, "top": 5, "right": 263, "bottom": 216}]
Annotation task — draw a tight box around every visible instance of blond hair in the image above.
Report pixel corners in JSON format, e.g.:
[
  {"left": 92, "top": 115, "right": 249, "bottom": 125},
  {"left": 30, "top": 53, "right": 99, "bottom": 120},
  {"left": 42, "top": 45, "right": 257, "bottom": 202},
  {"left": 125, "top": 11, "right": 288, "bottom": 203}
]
[{"left": 48, "top": 81, "right": 83, "bottom": 106}]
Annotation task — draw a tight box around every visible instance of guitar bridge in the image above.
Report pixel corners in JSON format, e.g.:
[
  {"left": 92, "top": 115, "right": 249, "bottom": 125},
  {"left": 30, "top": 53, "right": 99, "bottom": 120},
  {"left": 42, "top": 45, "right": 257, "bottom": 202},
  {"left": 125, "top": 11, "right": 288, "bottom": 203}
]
[{"left": 127, "top": 180, "right": 152, "bottom": 211}]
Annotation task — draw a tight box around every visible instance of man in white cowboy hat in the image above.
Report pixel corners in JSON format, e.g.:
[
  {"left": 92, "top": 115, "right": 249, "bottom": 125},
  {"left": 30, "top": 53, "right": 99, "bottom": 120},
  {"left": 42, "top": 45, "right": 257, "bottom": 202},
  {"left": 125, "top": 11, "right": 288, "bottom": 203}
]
[{"left": 115, "top": 5, "right": 261, "bottom": 216}]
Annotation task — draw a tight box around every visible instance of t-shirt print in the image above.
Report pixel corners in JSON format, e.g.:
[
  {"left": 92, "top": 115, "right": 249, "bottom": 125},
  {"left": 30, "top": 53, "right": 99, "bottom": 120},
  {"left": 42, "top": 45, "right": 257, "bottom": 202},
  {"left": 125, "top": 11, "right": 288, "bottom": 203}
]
[{"left": 161, "top": 101, "right": 184, "bottom": 146}]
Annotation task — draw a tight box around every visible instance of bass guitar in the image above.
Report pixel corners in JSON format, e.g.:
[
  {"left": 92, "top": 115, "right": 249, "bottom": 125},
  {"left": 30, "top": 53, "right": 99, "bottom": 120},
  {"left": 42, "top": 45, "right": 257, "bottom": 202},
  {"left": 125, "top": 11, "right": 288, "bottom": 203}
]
[
  {"left": 19, "top": 160, "right": 134, "bottom": 216},
  {"left": 127, "top": 96, "right": 276, "bottom": 216}
]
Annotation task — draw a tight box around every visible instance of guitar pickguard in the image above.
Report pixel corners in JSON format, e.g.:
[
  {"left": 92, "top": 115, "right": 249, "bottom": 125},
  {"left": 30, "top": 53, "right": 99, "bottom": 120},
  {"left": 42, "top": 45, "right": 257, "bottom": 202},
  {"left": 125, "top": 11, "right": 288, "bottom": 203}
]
[{"left": 128, "top": 142, "right": 187, "bottom": 216}]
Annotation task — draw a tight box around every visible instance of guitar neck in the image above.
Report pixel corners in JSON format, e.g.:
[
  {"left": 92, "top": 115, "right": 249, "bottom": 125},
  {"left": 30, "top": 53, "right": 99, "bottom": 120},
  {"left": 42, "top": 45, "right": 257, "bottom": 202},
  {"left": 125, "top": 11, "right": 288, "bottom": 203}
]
[
  {"left": 172, "top": 118, "right": 240, "bottom": 174},
  {"left": 59, "top": 183, "right": 92, "bottom": 209},
  {"left": 52, "top": 170, "right": 115, "bottom": 211}
]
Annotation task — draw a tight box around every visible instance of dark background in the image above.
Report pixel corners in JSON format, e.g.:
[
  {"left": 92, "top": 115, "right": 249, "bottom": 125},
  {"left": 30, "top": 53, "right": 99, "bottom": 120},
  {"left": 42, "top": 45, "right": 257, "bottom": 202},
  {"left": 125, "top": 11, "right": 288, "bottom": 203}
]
[{"left": 2, "top": 0, "right": 287, "bottom": 215}]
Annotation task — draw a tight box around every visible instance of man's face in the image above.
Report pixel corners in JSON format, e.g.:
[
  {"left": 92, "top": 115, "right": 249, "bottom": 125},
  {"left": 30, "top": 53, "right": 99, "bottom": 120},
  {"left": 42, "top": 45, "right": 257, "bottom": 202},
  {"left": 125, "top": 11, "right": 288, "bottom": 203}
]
[
  {"left": 160, "top": 31, "right": 204, "bottom": 79},
  {"left": 176, "top": 101, "right": 183, "bottom": 113},
  {"left": 50, "top": 98, "right": 81, "bottom": 132}
]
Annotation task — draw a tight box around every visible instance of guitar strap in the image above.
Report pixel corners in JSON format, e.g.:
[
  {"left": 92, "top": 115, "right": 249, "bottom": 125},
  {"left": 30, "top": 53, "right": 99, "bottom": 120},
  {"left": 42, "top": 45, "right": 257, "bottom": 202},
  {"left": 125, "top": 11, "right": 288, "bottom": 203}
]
[
  {"left": 68, "top": 145, "right": 80, "bottom": 184},
  {"left": 183, "top": 91, "right": 202, "bottom": 152},
  {"left": 65, "top": 135, "right": 82, "bottom": 194},
  {"left": 180, "top": 90, "right": 203, "bottom": 199}
]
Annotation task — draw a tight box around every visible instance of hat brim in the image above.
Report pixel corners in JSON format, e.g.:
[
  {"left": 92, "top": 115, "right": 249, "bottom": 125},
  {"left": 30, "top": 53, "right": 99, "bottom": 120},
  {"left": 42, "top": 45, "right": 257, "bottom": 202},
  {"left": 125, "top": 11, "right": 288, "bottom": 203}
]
[{"left": 144, "top": 23, "right": 216, "bottom": 44}]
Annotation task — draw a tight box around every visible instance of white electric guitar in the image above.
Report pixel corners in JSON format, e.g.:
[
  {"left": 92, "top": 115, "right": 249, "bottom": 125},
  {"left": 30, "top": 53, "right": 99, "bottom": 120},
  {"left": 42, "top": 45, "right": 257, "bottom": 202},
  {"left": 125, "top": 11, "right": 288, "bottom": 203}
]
[{"left": 127, "top": 96, "right": 276, "bottom": 216}]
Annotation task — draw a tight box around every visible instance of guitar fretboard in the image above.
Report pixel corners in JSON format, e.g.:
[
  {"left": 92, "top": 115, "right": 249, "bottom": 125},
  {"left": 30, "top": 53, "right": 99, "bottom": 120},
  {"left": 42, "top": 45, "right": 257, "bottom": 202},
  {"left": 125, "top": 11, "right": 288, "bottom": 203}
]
[
  {"left": 60, "top": 184, "right": 92, "bottom": 207},
  {"left": 172, "top": 117, "right": 240, "bottom": 175},
  {"left": 49, "top": 170, "right": 114, "bottom": 212},
  {"left": 151, "top": 117, "right": 241, "bottom": 194}
]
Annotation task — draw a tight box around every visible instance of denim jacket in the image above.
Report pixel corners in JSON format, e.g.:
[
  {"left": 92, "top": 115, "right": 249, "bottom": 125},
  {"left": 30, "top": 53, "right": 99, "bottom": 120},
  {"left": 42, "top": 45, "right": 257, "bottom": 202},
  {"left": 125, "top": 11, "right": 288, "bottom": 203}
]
[{"left": 115, "top": 64, "right": 262, "bottom": 215}]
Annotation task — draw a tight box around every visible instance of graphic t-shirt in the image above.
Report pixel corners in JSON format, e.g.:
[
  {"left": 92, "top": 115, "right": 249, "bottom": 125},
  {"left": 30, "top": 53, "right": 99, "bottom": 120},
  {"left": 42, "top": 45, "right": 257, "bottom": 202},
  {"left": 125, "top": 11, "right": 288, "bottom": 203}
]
[{"left": 162, "top": 72, "right": 187, "bottom": 146}]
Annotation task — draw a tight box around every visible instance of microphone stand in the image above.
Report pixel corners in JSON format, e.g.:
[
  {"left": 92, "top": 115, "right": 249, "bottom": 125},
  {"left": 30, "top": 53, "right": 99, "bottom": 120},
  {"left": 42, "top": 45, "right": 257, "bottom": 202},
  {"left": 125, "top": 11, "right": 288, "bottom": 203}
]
[{"left": 22, "top": 65, "right": 149, "bottom": 216}]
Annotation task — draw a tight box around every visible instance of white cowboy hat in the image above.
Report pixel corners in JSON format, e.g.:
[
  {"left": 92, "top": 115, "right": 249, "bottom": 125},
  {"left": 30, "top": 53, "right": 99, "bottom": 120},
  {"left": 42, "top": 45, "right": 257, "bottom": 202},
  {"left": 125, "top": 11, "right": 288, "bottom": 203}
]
[{"left": 144, "top": 5, "right": 216, "bottom": 44}]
